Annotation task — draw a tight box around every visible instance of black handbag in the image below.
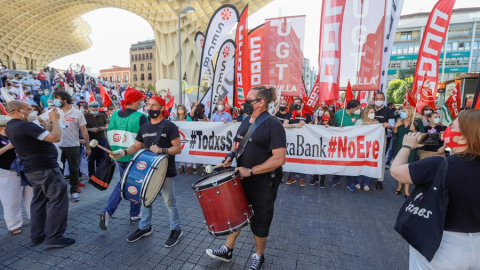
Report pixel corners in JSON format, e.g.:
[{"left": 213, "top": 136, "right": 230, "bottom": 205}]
[
  {"left": 89, "top": 159, "right": 116, "bottom": 191},
  {"left": 394, "top": 157, "right": 449, "bottom": 262}
]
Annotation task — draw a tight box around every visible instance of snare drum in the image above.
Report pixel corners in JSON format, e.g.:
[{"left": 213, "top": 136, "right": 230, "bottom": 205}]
[
  {"left": 120, "top": 149, "right": 168, "bottom": 207},
  {"left": 192, "top": 169, "right": 253, "bottom": 236}
]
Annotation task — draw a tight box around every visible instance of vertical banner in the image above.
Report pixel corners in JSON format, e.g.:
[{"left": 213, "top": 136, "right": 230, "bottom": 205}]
[
  {"left": 411, "top": 0, "right": 456, "bottom": 107},
  {"left": 200, "top": 87, "right": 213, "bottom": 118},
  {"left": 380, "top": 0, "right": 404, "bottom": 95},
  {"left": 340, "top": 0, "right": 387, "bottom": 91},
  {"left": 317, "top": 0, "right": 346, "bottom": 102},
  {"left": 247, "top": 25, "right": 265, "bottom": 89},
  {"left": 197, "top": 5, "right": 239, "bottom": 87},
  {"left": 194, "top": 32, "right": 215, "bottom": 86},
  {"left": 235, "top": 5, "right": 250, "bottom": 108},
  {"left": 262, "top": 16, "right": 306, "bottom": 97},
  {"left": 211, "top": 40, "right": 236, "bottom": 108}
]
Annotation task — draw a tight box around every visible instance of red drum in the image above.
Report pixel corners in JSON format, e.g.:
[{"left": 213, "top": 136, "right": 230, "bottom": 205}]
[{"left": 192, "top": 169, "right": 253, "bottom": 236}]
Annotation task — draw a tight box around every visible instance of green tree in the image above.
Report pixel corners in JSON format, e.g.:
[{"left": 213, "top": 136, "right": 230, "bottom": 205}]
[
  {"left": 386, "top": 79, "right": 402, "bottom": 103},
  {"left": 392, "top": 76, "right": 414, "bottom": 104},
  {"left": 396, "top": 68, "right": 415, "bottom": 80}
]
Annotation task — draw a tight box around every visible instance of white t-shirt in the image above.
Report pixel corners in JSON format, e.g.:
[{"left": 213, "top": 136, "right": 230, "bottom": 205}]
[
  {"left": 32, "top": 79, "right": 41, "bottom": 91},
  {"left": 41, "top": 107, "right": 87, "bottom": 147}
]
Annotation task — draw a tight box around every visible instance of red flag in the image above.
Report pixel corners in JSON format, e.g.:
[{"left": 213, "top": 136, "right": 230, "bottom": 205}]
[
  {"left": 235, "top": 5, "right": 250, "bottom": 108},
  {"left": 344, "top": 80, "right": 353, "bottom": 108},
  {"left": 403, "top": 90, "right": 408, "bottom": 107},
  {"left": 223, "top": 96, "right": 231, "bottom": 113},
  {"left": 305, "top": 76, "right": 320, "bottom": 114},
  {"left": 472, "top": 75, "right": 480, "bottom": 109},
  {"left": 89, "top": 90, "right": 96, "bottom": 103},
  {"left": 166, "top": 89, "right": 173, "bottom": 102},
  {"left": 454, "top": 80, "right": 462, "bottom": 113},
  {"left": 70, "top": 65, "right": 75, "bottom": 82},
  {"left": 0, "top": 103, "right": 7, "bottom": 115},
  {"left": 80, "top": 65, "right": 86, "bottom": 74},
  {"left": 317, "top": 0, "right": 346, "bottom": 101},
  {"left": 419, "top": 77, "right": 436, "bottom": 111},
  {"left": 166, "top": 95, "right": 175, "bottom": 109},
  {"left": 412, "top": 0, "right": 455, "bottom": 106},
  {"left": 98, "top": 83, "right": 112, "bottom": 107}
]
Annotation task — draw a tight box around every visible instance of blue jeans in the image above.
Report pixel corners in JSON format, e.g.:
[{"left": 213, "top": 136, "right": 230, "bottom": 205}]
[
  {"left": 139, "top": 177, "right": 181, "bottom": 231},
  {"left": 332, "top": 175, "right": 356, "bottom": 189},
  {"left": 103, "top": 161, "right": 140, "bottom": 217},
  {"left": 356, "top": 176, "right": 372, "bottom": 187},
  {"left": 386, "top": 136, "right": 395, "bottom": 163}
]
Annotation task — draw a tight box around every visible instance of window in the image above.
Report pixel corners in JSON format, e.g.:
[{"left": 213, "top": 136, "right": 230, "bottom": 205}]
[
  {"left": 465, "top": 42, "right": 470, "bottom": 51},
  {"left": 131, "top": 55, "right": 134, "bottom": 61},
  {"left": 459, "top": 42, "right": 465, "bottom": 51},
  {"left": 150, "top": 53, "right": 153, "bottom": 59},
  {"left": 142, "top": 54, "right": 145, "bottom": 60},
  {"left": 403, "top": 44, "right": 408, "bottom": 54},
  {"left": 140, "top": 64, "right": 144, "bottom": 71},
  {"left": 391, "top": 45, "right": 397, "bottom": 54},
  {"left": 134, "top": 55, "right": 137, "bottom": 61},
  {"left": 133, "top": 74, "right": 137, "bottom": 81},
  {"left": 414, "top": 44, "right": 420, "bottom": 53},
  {"left": 141, "top": 74, "right": 145, "bottom": 81},
  {"left": 452, "top": 42, "right": 458, "bottom": 51},
  {"left": 148, "top": 63, "right": 152, "bottom": 71},
  {"left": 395, "top": 62, "right": 401, "bottom": 68},
  {"left": 400, "top": 31, "right": 412, "bottom": 41},
  {"left": 148, "top": 73, "right": 152, "bottom": 80},
  {"left": 133, "top": 64, "right": 137, "bottom": 71},
  {"left": 446, "top": 43, "right": 452, "bottom": 51},
  {"left": 117, "top": 75, "right": 120, "bottom": 82},
  {"left": 109, "top": 76, "right": 113, "bottom": 82},
  {"left": 408, "top": 44, "right": 414, "bottom": 53},
  {"left": 125, "top": 75, "right": 129, "bottom": 82},
  {"left": 474, "top": 42, "right": 479, "bottom": 50}
]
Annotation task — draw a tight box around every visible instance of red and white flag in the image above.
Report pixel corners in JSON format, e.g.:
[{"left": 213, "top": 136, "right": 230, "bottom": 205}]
[
  {"left": 80, "top": 65, "right": 86, "bottom": 74},
  {"left": 344, "top": 80, "right": 353, "bottom": 107},
  {"left": 235, "top": 5, "right": 250, "bottom": 108},
  {"left": 98, "top": 83, "right": 112, "bottom": 107}
]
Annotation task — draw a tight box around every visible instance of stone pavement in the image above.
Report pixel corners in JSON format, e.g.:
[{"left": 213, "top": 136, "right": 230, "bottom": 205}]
[{"left": 0, "top": 170, "right": 409, "bottom": 270}]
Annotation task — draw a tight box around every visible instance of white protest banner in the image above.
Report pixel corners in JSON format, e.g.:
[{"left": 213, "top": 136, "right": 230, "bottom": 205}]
[
  {"left": 194, "top": 31, "right": 215, "bottom": 86},
  {"left": 211, "top": 39, "right": 236, "bottom": 106},
  {"left": 197, "top": 5, "right": 239, "bottom": 86},
  {"left": 175, "top": 122, "right": 385, "bottom": 178}
]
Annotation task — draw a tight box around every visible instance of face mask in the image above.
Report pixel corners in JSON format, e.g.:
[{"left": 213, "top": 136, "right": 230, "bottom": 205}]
[
  {"left": 424, "top": 110, "right": 432, "bottom": 115},
  {"left": 138, "top": 101, "right": 145, "bottom": 109},
  {"left": 317, "top": 110, "right": 324, "bottom": 117},
  {"left": 368, "top": 113, "right": 375, "bottom": 120},
  {"left": 322, "top": 115, "right": 330, "bottom": 122},
  {"left": 293, "top": 104, "right": 301, "bottom": 111},
  {"left": 80, "top": 109, "right": 85, "bottom": 113},
  {"left": 38, "top": 91, "right": 43, "bottom": 95},
  {"left": 27, "top": 111, "right": 38, "bottom": 122},
  {"left": 28, "top": 95, "right": 33, "bottom": 98},
  {"left": 400, "top": 111, "right": 408, "bottom": 119},
  {"left": 433, "top": 118, "right": 441, "bottom": 124},
  {"left": 279, "top": 105, "right": 286, "bottom": 111},
  {"left": 53, "top": 99, "right": 63, "bottom": 108},
  {"left": 90, "top": 111, "right": 98, "bottom": 115},
  {"left": 375, "top": 101, "right": 384, "bottom": 107},
  {"left": 243, "top": 103, "right": 254, "bottom": 115},
  {"left": 44, "top": 91, "right": 50, "bottom": 96},
  {"left": 354, "top": 109, "right": 361, "bottom": 115},
  {"left": 148, "top": 109, "right": 161, "bottom": 119},
  {"left": 47, "top": 103, "right": 53, "bottom": 108},
  {"left": 443, "top": 126, "right": 467, "bottom": 149},
  {"left": 217, "top": 105, "right": 224, "bottom": 111}
]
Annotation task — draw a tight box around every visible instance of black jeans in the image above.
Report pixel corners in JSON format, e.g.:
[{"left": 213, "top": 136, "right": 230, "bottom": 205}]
[
  {"left": 88, "top": 138, "right": 107, "bottom": 177},
  {"left": 25, "top": 168, "right": 69, "bottom": 244},
  {"left": 60, "top": 146, "right": 80, "bottom": 194}
]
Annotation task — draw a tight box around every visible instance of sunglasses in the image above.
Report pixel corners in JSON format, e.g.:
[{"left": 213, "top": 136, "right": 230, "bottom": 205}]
[{"left": 245, "top": 98, "right": 261, "bottom": 104}]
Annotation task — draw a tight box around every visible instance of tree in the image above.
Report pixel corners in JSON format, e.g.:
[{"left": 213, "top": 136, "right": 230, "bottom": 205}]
[
  {"left": 396, "top": 68, "right": 415, "bottom": 80},
  {"left": 392, "top": 76, "right": 414, "bottom": 104},
  {"left": 386, "top": 79, "right": 402, "bottom": 103}
]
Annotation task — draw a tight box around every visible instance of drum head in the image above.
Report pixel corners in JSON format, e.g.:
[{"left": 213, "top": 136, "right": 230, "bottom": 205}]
[
  {"left": 142, "top": 155, "right": 169, "bottom": 206},
  {"left": 192, "top": 169, "right": 237, "bottom": 190}
]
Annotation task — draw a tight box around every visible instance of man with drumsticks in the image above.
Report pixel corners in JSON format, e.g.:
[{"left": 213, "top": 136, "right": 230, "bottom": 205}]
[
  {"left": 205, "top": 86, "right": 286, "bottom": 270},
  {"left": 109, "top": 96, "right": 183, "bottom": 247}
]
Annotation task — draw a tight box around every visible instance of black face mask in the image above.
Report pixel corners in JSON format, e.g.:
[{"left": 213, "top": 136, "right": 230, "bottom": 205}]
[
  {"left": 293, "top": 104, "right": 301, "bottom": 110},
  {"left": 240, "top": 109, "right": 245, "bottom": 115},
  {"left": 279, "top": 105, "right": 286, "bottom": 111},
  {"left": 243, "top": 103, "right": 254, "bottom": 115},
  {"left": 148, "top": 109, "right": 161, "bottom": 119}
]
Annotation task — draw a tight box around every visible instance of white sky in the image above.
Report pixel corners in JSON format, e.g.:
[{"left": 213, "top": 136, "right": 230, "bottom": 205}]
[{"left": 49, "top": 0, "right": 480, "bottom": 75}]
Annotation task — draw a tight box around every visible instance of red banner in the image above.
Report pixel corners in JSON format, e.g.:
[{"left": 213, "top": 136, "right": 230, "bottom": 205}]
[
  {"left": 262, "top": 16, "right": 306, "bottom": 97},
  {"left": 98, "top": 83, "right": 111, "bottom": 107},
  {"left": 235, "top": 5, "right": 250, "bottom": 108},
  {"left": 412, "top": 0, "right": 456, "bottom": 106},
  {"left": 248, "top": 24, "right": 265, "bottom": 89}
]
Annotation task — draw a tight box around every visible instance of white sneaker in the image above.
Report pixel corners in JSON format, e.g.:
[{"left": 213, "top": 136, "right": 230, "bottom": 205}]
[
  {"left": 130, "top": 214, "right": 141, "bottom": 221},
  {"left": 355, "top": 184, "right": 361, "bottom": 190},
  {"left": 364, "top": 186, "right": 370, "bottom": 192},
  {"left": 71, "top": 193, "right": 80, "bottom": 202}
]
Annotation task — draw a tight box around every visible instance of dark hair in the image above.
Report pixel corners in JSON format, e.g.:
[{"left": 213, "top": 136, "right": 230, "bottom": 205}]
[
  {"left": 387, "top": 102, "right": 395, "bottom": 107},
  {"left": 32, "top": 105, "right": 42, "bottom": 115},
  {"left": 426, "top": 111, "right": 440, "bottom": 119},
  {"left": 26, "top": 91, "right": 32, "bottom": 95},
  {"left": 293, "top": 97, "right": 303, "bottom": 104},
  {"left": 251, "top": 86, "right": 277, "bottom": 109},
  {"left": 53, "top": 91, "right": 72, "bottom": 104},
  {"left": 375, "top": 91, "right": 385, "bottom": 98},
  {"left": 346, "top": 100, "right": 360, "bottom": 110}
]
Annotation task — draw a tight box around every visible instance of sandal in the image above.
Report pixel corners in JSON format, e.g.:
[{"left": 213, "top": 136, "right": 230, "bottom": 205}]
[{"left": 10, "top": 228, "right": 22, "bottom": 235}]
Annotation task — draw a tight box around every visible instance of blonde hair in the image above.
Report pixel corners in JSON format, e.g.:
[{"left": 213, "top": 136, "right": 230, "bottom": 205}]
[
  {"left": 360, "top": 105, "right": 376, "bottom": 123},
  {"left": 457, "top": 110, "right": 480, "bottom": 156},
  {"left": 403, "top": 106, "right": 415, "bottom": 121}
]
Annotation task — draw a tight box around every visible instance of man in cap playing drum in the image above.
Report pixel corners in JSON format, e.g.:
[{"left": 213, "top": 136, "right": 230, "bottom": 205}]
[{"left": 110, "top": 96, "right": 183, "bottom": 247}]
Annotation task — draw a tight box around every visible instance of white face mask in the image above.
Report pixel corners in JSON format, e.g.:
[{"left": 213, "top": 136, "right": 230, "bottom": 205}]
[
  {"left": 433, "top": 118, "right": 441, "bottom": 124},
  {"left": 368, "top": 113, "right": 375, "bottom": 120},
  {"left": 27, "top": 111, "right": 38, "bottom": 122},
  {"left": 218, "top": 105, "right": 224, "bottom": 111},
  {"left": 374, "top": 101, "right": 384, "bottom": 107},
  {"left": 354, "top": 109, "right": 361, "bottom": 115}
]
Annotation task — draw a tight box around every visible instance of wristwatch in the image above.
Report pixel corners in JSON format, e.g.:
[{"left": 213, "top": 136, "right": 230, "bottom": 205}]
[
  {"left": 402, "top": 145, "right": 412, "bottom": 150},
  {"left": 249, "top": 168, "right": 254, "bottom": 176}
]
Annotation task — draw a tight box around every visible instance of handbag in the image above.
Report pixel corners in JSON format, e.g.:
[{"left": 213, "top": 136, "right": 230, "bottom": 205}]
[
  {"left": 89, "top": 159, "right": 116, "bottom": 191},
  {"left": 394, "top": 157, "right": 449, "bottom": 261},
  {"left": 10, "top": 156, "right": 31, "bottom": 187}
]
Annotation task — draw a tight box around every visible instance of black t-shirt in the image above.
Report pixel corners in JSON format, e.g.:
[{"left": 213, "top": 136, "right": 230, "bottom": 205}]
[
  {"left": 285, "top": 112, "right": 312, "bottom": 125},
  {"left": 0, "top": 134, "right": 16, "bottom": 170},
  {"left": 118, "top": 108, "right": 148, "bottom": 127},
  {"left": 234, "top": 113, "right": 286, "bottom": 180},
  {"left": 409, "top": 155, "right": 480, "bottom": 233},
  {"left": 6, "top": 119, "right": 58, "bottom": 173},
  {"left": 375, "top": 106, "right": 395, "bottom": 134},
  {"left": 274, "top": 111, "right": 288, "bottom": 122},
  {"left": 422, "top": 125, "right": 446, "bottom": 152},
  {"left": 135, "top": 119, "right": 180, "bottom": 177},
  {"left": 192, "top": 112, "right": 207, "bottom": 121},
  {"left": 84, "top": 113, "right": 108, "bottom": 140}
]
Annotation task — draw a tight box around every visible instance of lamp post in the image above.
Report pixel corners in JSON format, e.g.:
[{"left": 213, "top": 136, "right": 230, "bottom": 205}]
[{"left": 178, "top": 6, "right": 195, "bottom": 105}]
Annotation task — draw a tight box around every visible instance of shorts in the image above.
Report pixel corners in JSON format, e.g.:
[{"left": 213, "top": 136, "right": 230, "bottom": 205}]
[{"left": 241, "top": 174, "right": 280, "bottom": 238}]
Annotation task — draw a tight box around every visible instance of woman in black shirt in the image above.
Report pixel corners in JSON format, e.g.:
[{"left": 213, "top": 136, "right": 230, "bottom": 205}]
[
  {"left": 418, "top": 112, "right": 446, "bottom": 159},
  {"left": 0, "top": 116, "right": 33, "bottom": 235},
  {"left": 391, "top": 110, "right": 480, "bottom": 269}
]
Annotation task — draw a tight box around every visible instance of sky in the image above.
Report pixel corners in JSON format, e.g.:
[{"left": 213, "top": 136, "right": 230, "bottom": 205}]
[{"left": 49, "top": 0, "right": 480, "bottom": 75}]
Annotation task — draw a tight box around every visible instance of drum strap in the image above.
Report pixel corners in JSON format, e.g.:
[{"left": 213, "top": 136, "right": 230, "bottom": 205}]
[
  {"left": 151, "top": 120, "right": 167, "bottom": 147},
  {"left": 235, "top": 111, "right": 270, "bottom": 159}
]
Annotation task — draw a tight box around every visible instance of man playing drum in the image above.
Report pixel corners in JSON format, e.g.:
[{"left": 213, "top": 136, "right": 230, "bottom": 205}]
[
  {"left": 205, "top": 86, "right": 286, "bottom": 270},
  {"left": 110, "top": 96, "right": 183, "bottom": 247}
]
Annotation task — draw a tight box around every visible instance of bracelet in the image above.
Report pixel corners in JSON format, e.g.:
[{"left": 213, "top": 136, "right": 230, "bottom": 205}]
[
  {"left": 123, "top": 149, "right": 128, "bottom": 155},
  {"left": 402, "top": 145, "right": 412, "bottom": 150},
  {"left": 249, "top": 168, "right": 254, "bottom": 176}
]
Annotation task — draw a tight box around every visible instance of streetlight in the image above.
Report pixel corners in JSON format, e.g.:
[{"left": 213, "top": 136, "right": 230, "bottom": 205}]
[{"left": 178, "top": 6, "right": 195, "bottom": 105}]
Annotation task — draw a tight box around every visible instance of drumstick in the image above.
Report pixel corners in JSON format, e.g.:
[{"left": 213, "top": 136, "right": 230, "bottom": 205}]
[
  {"left": 89, "top": 139, "right": 112, "bottom": 154},
  {"left": 204, "top": 163, "right": 228, "bottom": 174}
]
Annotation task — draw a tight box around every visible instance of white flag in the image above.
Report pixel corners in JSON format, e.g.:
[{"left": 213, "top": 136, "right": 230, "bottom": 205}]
[{"left": 185, "top": 94, "right": 192, "bottom": 113}]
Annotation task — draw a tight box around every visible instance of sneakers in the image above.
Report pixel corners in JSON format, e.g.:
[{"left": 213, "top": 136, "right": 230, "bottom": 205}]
[
  {"left": 286, "top": 178, "right": 296, "bottom": 185},
  {"left": 206, "top": 245, "right": 233, "bottom": 262},
  {"left": 45, "top": 237, "right": 75, "bottom": 248},
  {"left": 299, "top": 179, "right": 306, "bottom": 187},
  {"left": 186, "top": 166, "right": 193, "bottom": 175},
  {"left": 127, "top": 226, "right": 153, "bottom": 242},
  {"left": 78, "top": 182, "right": 86, "bottom": 187},
  {"left": 364, "top": 186, "right": 370, "bottom": 192},
  {"left": 376, "top": 181, "right": 383, "bottom": 190},
  {"left": 330, "top": 181, "right": 341, "bottom": 187},
  {"left": 355, "top": 184, "right": 361, "bottom": 190},
  {"left": 319, "top": 179, "right": 326, "bottom": 189},
  {"left": 309, "top": 179, "right": 319, "bottom": 186},
  {"left": 99, "top": 212, "right": 111, "bottom": 230},
  {"left": 164, "top": 229, "right": 182, "bottom": 247},
  {"left": 249, "top": 253, "right": 265, "bottom": 270},
  {"left": 347, "top": 186, "right": 356, "bottom": 193},
  {"left": 71, "top": 193, "right": 80, "bottom": 202},
  {"left": 130, "top": 214, "right": 141, "bottom": 221},
  {"left": 179, "top": 165, "right": 185, "bottom": 173}
]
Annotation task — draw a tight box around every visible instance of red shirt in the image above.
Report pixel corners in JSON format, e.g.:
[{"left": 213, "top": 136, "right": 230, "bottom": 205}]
[{"left": 37, "top": 72, "right": 47, "bottom": 81}]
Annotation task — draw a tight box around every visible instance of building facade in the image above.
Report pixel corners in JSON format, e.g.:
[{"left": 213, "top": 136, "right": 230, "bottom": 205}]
[
  {"left": 387, "top": 8, "right": 480, "bottom": 83},
  {"left": 130, "top": 40, "right": 157, "bottom": 88},
  {"left": 302, "top": 57, "right": 317, "bottom": 93},
  {"left": 99, "top": 65, "right": 130, "bottom": 86}
]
